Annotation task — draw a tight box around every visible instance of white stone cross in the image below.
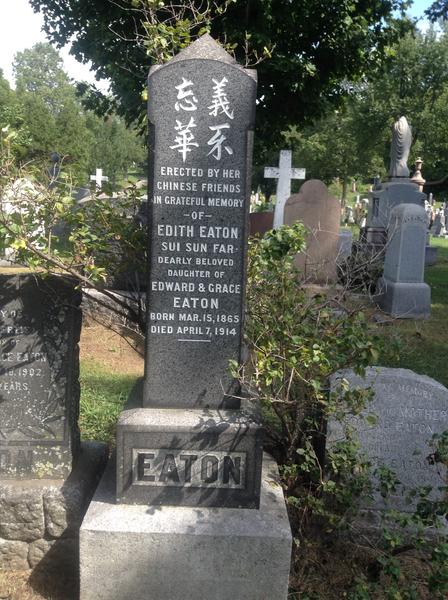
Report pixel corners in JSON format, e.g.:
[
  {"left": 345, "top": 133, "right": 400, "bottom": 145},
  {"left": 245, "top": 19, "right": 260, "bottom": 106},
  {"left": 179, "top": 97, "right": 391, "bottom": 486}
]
[
  {"left": 90, "top": 168, "right": 109, "bottom": 190},
  {"left": 264, "top": 150, "right": 305, "bottom": 228}
]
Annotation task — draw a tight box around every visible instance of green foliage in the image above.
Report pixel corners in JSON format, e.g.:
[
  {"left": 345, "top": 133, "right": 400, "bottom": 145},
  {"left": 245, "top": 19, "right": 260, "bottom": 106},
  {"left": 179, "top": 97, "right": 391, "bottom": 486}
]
[
  {"left": 0, "top": 155, "right": 147, "bottom": 329},
  {"left": 0, "top": 43, "right": 146, "bottom": 184},
  {"left": 85, "top": 113, "right": 146, "bottom": 185},
  {"left": 30, "top": 0, "right": 412, "bottom": 156},
  {"left": 242, "top": 224, "right": 387, "bottom": 515},
  {"left": 426, "top": 0, "right": 448, "bottom": 21},
  {"left": 12, "top": 43, "right": 91, "bottom": 179},
  {"left": 244, "top": 225, "right": 447, "bottom": 599},
  {"left": 282, "top": 24, "right": 448, "bottom": 192}
]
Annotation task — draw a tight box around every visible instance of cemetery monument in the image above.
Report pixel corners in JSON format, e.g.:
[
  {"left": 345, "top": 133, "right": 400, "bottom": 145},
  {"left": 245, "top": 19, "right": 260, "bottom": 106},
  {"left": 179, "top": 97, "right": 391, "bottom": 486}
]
[
  {"left": 80, "top": 35, "right": 292, "bottom": 600},
  {"left": 376, "top": 203, "right": 431, "bottom": 318},
  {"left": 363, "top": 116, "right": 426, "bottom": 249},
  {"left": 264, "top": 149, "right": 305, "bottom": 228}
]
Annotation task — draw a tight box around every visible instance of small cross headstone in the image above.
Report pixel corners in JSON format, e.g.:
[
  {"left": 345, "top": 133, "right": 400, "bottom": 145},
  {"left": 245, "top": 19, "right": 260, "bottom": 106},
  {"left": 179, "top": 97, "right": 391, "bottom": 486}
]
[
  {"left": 264, "top": 150, "right": 305, "bottom": 228},
  {"left": 90, "top": 168, "right": 109, "bottom": 190}
]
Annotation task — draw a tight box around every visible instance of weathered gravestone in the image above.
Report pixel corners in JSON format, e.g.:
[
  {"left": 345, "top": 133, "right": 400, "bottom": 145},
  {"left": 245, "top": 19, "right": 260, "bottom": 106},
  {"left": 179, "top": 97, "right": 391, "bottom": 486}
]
[
  {"left": 364, "top": 117, "right": 426, "bottom": 250},
  {"left": 432, "top": 209, "right": 444, "bottom": 236},
  {"left": 329, "top": 368, "right": 448, "bottom": 521},
  {"left": 249, "top": 210, "right": 274, "bottom": 236},
  {"left": 284, "top": 179, "right": 341, "bottom": 283},
  {"left": 80, "top": 35, "right": 292, "bottom": 600},
  {"left": 0, "top": 274, "right": 107, "bottom": 572},
  {"left": 337, "top": 229, "right": 353, "bottom": 263},
  {"left": 376, "top": 203, "right": 431, "bottom": 319},
  {"left": 0, "top": 275, "right": 81, "bottom": 478}
]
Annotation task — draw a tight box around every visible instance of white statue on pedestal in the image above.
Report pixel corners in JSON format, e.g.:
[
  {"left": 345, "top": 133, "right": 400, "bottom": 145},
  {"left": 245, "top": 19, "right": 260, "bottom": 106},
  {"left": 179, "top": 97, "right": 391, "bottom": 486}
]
[{"left": 389, "top": 116, "right": 412, "bottom": 178}]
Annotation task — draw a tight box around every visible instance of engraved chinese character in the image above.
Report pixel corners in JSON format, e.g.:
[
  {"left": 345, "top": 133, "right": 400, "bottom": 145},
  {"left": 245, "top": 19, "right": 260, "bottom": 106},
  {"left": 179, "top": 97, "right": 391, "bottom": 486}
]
[
  {"left": 208, "top": 77, "right": 234, "bottom": 119},
  {"left": 170, "top": 117, "right": 199, "bottom": 162},
  {"left": 174, "top": 78, "right": 198, "bottom": 112},
  {"left": 207, "top": 124, "right": 233, "bottom": 160}
]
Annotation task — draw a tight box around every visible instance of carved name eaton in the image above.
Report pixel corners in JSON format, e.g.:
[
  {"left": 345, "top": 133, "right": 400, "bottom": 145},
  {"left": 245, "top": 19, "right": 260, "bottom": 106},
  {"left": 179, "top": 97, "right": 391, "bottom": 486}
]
[{"left": 133, "top": 449, "right": 246, "bottom": 489}]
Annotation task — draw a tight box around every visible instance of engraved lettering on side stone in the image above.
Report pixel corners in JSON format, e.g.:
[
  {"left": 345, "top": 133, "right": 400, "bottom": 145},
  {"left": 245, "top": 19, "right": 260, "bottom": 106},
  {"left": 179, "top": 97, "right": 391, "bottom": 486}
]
[
  {"left": 328, "top": 367, "right": 448, "bottom": 514},
  {"left": 132, "top": 448, "right": 246, "bottom": 489},
  {"left": 0, "top": 274, "right": 81, "bottom": 478}
]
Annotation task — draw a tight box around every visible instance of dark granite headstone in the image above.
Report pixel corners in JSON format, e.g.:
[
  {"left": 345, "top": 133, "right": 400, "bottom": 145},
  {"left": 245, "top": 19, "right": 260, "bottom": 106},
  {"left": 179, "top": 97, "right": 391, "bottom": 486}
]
[
  {"left": 81, "top": 38, "right": 292, "bottom": 591},
  {"left": 144, "top": 34, "right": 257, "bottom": 409},
  {"left": 0, "top": 274, "right": 81, "bottom": 478},
  {"left": 116, "top": 35, "right": 263, "bottom": 508}
]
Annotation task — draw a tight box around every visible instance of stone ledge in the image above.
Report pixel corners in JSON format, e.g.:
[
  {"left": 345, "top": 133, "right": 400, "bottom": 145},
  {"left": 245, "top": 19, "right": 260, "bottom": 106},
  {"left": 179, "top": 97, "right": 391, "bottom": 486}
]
[
  {"left": 80, "top": 453, "right": 292, "bottom": 600},
  {"left": 0, "top": 441, "right": 108, "bottom": 571}
]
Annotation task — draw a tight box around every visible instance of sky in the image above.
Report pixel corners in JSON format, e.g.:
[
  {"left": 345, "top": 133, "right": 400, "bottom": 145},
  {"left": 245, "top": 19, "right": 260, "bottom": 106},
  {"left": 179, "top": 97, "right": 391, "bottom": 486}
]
[
  {"left": 0, "top": 0, "right": 436, "bottom": 92},
  {"left": 0, "top": 0, "right": 109, "bottom": 91}
]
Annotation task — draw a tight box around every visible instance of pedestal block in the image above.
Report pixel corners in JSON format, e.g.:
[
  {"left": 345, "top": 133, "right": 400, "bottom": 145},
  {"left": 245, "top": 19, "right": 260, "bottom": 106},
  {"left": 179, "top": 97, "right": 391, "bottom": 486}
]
[
  {"left": 80, "top": 454, "right": 292, "bottom": 600},
  {"left": 376, "top": 277, "right": 431, "bottom": 319},
  {"left": 116, "top": 403, "right": 263, "bottom": 508}
]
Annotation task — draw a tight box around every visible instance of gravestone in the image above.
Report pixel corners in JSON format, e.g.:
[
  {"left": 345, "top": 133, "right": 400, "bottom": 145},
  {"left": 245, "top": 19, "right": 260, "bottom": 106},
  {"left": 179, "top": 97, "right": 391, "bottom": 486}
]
[
  {"left": 143, "top": 36, "right": 258, "bottom": 410},
  {"left": 284, "top": 179, "right": 341, "bottom": 283},
  {"left": 376, "top": 203, "right": 431, "bottom": 319},
  {"left": 432, "top": 209, "right": 443, "bottom": 237},
  {"left": 337, "top": 229, "right": 353, "bottom": 263},
  {"left": 0, "top": 274, "right": 107, "bottom": 572},
  {"left": 364, "top": 117, "right": 425, "bottom": 250},
  {"left": 80, "top": 35, "right": 291, "bottom": 600},
  {"left": 0, "top": 274, "right": 81, "bottom": 478},
  {"left": 264, "top": 150, "right": 305, "bottom": 228},
  {"left": 249, "top": 210, "right": 274, "bottom": 236},
  {"left": 329, "top": 368, "right": 448, "bottom": 517}
]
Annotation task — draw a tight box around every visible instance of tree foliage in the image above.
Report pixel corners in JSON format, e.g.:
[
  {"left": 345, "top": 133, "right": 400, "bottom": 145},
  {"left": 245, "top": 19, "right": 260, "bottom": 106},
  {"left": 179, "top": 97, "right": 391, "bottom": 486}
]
[
  {"left": 29, "top": 0, "right": 413, "bottom": 155},
  {"left": 1, "top": 43, "right": 146, "bottom": 185},
  {"left": 278, "top": 23, "right": 448, "bottom": 195},
  {"left": 427, "top": 0, "right": 448, "bottom": 20}
]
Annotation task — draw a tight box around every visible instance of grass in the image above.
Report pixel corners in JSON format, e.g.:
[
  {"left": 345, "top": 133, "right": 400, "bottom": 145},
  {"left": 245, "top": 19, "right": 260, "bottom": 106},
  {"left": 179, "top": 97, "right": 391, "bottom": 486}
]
[
  {"left": 78, "top": 322, "right": 143, "bottom": 447},
  {"left": 79, "top": 360, "right": 137, "bottom": 446}
]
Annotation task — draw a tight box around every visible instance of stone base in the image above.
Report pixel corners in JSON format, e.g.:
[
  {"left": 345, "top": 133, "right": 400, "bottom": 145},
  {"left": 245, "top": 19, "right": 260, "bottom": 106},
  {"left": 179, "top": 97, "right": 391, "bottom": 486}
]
[
  {"left": 364, "top": 226, "right": 387, "bottom": 248},
  {"left": 425, "top": 245, "right": 438, "bottom": 267},
  {"left": 0, "top": 441, "right": 107, "bottom": 571},
  {"left": 80, "top": 453, "right": 292, "bottom": 600},
  {"left": 375, "top": 277, "right": 431, "bottom": 319},
  {"left": 116, "top": 398, "right": 263, "bottom": 508}
]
